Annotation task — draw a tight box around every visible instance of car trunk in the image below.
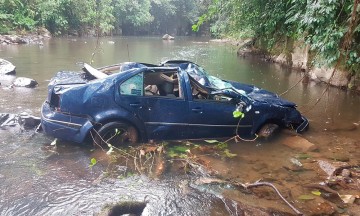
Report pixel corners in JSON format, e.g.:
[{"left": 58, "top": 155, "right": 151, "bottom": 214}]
[{"left": 47, "top": 71, "right": 88, "bottom": 109}]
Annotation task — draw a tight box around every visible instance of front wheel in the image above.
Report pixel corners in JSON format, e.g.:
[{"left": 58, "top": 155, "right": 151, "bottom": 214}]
[
  {"left": 257, "top": 123, "right": 279, "bottom": 139},
  {"left": 95, "top": 122, "right": 138, "bottom": 147}
]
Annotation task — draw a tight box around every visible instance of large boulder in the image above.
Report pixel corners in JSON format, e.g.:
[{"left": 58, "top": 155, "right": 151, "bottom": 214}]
[
  {"left": 309, "top": 67, "right": 349, "bottom": 87},
  {"left": 0, "top": 58, "right": 16, "bottom": 75},
  {"left": 162, "top": 34, "right": 175, "bottom": 40},
  {"left": 13, "top": 77, "right": 38, "bottom": 88}
]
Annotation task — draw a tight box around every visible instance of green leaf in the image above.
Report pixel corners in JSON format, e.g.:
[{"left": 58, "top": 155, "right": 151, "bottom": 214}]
[
  {"left": 89, "top": 158, "right": 97, "bottom": 168},
  {"left": 233, "top": 110, "right": 244, "bottom": 118},
  {"left": 296, "top": 153, "right": 311, "bottom": 159},
  {"left": 171, "top": 146, "right": 189, "bottom": 153},
  {"left": 167, "top": 151, "right": 179, "bottom": 158},
  {"left": 298, "top": 194, "right": 315, "bottom": 200},
  {"left": 224, "top": 149, "right": 237, "bottom": 158},
  {"left": 311, "top": 190, "right": 321, "bottom": 196},
  {"left": 204, "top": 140, "right": 219, "bottom": 144},
  {"left": 216, "top": 142, "right": 228, "bottom": 150}
]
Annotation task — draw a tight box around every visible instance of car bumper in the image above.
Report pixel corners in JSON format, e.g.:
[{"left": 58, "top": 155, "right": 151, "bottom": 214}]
[{"left": 41, "top": 102, "right": 93, "bottom": 143}]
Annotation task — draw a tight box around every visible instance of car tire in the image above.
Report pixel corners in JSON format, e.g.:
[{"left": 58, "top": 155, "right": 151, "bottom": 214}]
[
  {"left": 95, "top": 122, "right": 138, "bottom": 147},
  {"left": 257, "top": 123, "right": 279, "bottom": 139}
]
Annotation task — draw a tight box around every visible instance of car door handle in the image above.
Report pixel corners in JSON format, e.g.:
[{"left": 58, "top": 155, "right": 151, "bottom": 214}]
[
  {"left": 191, "top": 108, "right": 202, "bottom": 113},
  {"left": 130, "top": 103, "right": 142, "bottom": 108}
]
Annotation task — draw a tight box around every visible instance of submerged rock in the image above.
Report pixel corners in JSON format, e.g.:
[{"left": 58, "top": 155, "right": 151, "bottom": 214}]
[
  {"left": 281, "top": 135, "right": 317, "bottom": 152},
  {"left": 13, "top": 77, "right": 38, "bottom": 88},
  {"left": 0, "top": 58, "right": 16, "bottom": 75}
]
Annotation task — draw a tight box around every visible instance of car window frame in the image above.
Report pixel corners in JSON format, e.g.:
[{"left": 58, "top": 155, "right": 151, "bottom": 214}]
[{"left": 118, "top": 69, "right": 185, "bottom": 101}]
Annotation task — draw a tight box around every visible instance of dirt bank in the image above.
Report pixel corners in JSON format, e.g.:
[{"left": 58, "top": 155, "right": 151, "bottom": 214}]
[{"left": 214, "top": 38, "right": 360, "bottom": 93}]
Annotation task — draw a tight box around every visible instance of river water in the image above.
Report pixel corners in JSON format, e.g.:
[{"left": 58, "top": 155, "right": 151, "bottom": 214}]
[{"left": 0, "top": 37, "right": 359, "bottom": 215}]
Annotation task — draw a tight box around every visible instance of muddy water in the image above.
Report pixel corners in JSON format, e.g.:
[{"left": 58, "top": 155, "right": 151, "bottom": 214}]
[{"left": 1, "top": 37, "right": 360, "bottom": 215}]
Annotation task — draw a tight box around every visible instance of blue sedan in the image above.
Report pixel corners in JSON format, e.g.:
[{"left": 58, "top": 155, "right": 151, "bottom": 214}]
[{"left": 41, "top": 60, "right": 308, "bottom": 146}]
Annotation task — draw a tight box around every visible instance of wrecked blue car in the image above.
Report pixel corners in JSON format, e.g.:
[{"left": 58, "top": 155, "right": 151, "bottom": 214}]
[{"left": 41, "top": 60, "right": 308, "bottom": 146}]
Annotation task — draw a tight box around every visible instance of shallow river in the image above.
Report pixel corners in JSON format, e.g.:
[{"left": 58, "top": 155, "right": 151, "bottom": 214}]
[{"left": 0, "top": 37, "right": 359, "bottom": 215}]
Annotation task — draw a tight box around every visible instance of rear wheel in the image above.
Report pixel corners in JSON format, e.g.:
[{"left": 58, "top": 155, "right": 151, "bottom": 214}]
[{"left": 95, "top": 122, "right": 138, "bottom": 147}]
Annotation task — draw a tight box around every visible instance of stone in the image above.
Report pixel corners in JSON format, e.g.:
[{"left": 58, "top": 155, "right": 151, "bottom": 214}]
[
  {"left": 18, "top": 113, "right": 41, "bottom": 129},
  {"left": 317, "top": 160, "right": 349, "bottom": 176},
  {"left": 309, "top": 66, "right": 349, "bottom": 87},
  {"left": 0, "top": 113, "right": 10, "bottom": 125},
  {"left": 0, "top": 112, "right": 41, "bottom": 130},
  {"left": 0, "top": 58, "right": 16, "bottom": 75},
  {"left": 162, "top": 34, "right": 175, "bottom": 40},
  {"left": 291, "top": 43, "right": 309, "bottom": 71},
  {"left": 281, "top": 135, "right": 318, "bottom": 152},
  {"left": 13, "top": 77, "right": 38, "bottom": 88}
]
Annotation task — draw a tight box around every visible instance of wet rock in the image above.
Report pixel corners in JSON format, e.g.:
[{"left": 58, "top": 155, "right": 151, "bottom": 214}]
[
  {"left": 0, "top": 58, "right": 16, "bottom": 75},
  {"left": 13, "top": 77, "right": 38, "bottom": 88},
  {"left": 341, "top": 169, "right": 351, "bottom": 178},
  {"left": 0, "top": 113, "right": 10, "bottom": 125},
  {"left": 309, "top": 66, "right": 349, "bottom": 87},
  {"left": 281, "top": 135, "right": 318, "bottom": 152},
  {"left": 162, "top": 34, "right": 174, "bottom": 40},
  {"left": 37, "top": 27, "right": 51, "bottom": 38},
  {"left": 0, "top": 32, "right": 50, "bottom": 45},
  {"left": 0, "top": 113, "right": 17, "bottom": 127},
  {"left": 18, "top": 112, "right": 41, "bottom": 129},
  {"left": 0, "top": 112, "right": 40, "bottom": 130},
  {"left": 96, "top": 201, "right": 147, "bottom": 216},
  {"left": 317, "top": 160, "right": 349, "bottom": 176}
]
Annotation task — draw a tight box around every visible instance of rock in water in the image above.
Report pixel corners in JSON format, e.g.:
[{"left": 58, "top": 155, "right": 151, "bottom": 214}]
[
  {"left": 0, "top": 58, "right": 16, "bottom": 75},
  {"left": 162, "top": 34, "right": 175, "bottom": 40},
  {"left": 18, "top": 112, "right": 41, "bottom": 129},
  {"left": 13, "top": 77, "right": 38, "bottom": 88}
]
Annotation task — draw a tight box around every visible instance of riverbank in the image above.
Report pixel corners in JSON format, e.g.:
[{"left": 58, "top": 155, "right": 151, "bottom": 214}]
[
  {"left": 0, "top": 28, "right": 51, "bottom": 45},
  {"left": 212, "top": 38, "right": 360, "bottom": 93}
]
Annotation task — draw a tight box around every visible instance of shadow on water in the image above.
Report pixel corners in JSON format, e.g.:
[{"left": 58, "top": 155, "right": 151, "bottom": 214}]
[{"left": 1, "top": 37, "right": 360, "bottom": 215}]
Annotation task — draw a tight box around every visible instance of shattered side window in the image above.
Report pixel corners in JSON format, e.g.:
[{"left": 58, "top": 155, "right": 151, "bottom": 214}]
[{"left": 120, "top": 73, "right": 144, "bottom": 96}]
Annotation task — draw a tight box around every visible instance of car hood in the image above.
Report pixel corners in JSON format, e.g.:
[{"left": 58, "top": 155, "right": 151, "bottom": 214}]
[{"left": 225, "top": 81, "right": 296, "bottom": 107}]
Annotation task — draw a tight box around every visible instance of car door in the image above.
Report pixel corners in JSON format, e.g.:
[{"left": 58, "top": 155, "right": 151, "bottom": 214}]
[
  {"left": 115, "top": 69, "right": 188, "bottom": 140},
  {"left": 185, "top": 76, "right": 253, "bottom": 139}
]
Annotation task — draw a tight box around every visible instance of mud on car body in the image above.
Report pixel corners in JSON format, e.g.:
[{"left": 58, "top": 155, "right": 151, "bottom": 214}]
[{"left": 41, "top": 61, "right": 309, "bottom": 146}]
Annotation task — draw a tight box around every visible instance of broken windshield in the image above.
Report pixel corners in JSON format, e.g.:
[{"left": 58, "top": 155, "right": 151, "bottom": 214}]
[{"left": 180, "top": 63, "right": 233, "bottom": 90}]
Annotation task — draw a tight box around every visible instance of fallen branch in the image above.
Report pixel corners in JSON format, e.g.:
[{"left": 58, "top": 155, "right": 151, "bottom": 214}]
[
  {"left": 234, "top": 180, "right": 304, "bottom": 216},
  {"left": 178, "top": 156, "right": 303, "bottom": 215}
]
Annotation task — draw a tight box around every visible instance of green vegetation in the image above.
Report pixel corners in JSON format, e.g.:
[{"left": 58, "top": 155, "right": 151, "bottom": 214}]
[
  {"left": 2, "top": 0, "right": 358, "bottom": 73},
  {"left": 194, "top": 0, "right": 360, "bottom": 74},
  {"left": 0, "top": 0, "right": 203, "bottom": 36}
]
